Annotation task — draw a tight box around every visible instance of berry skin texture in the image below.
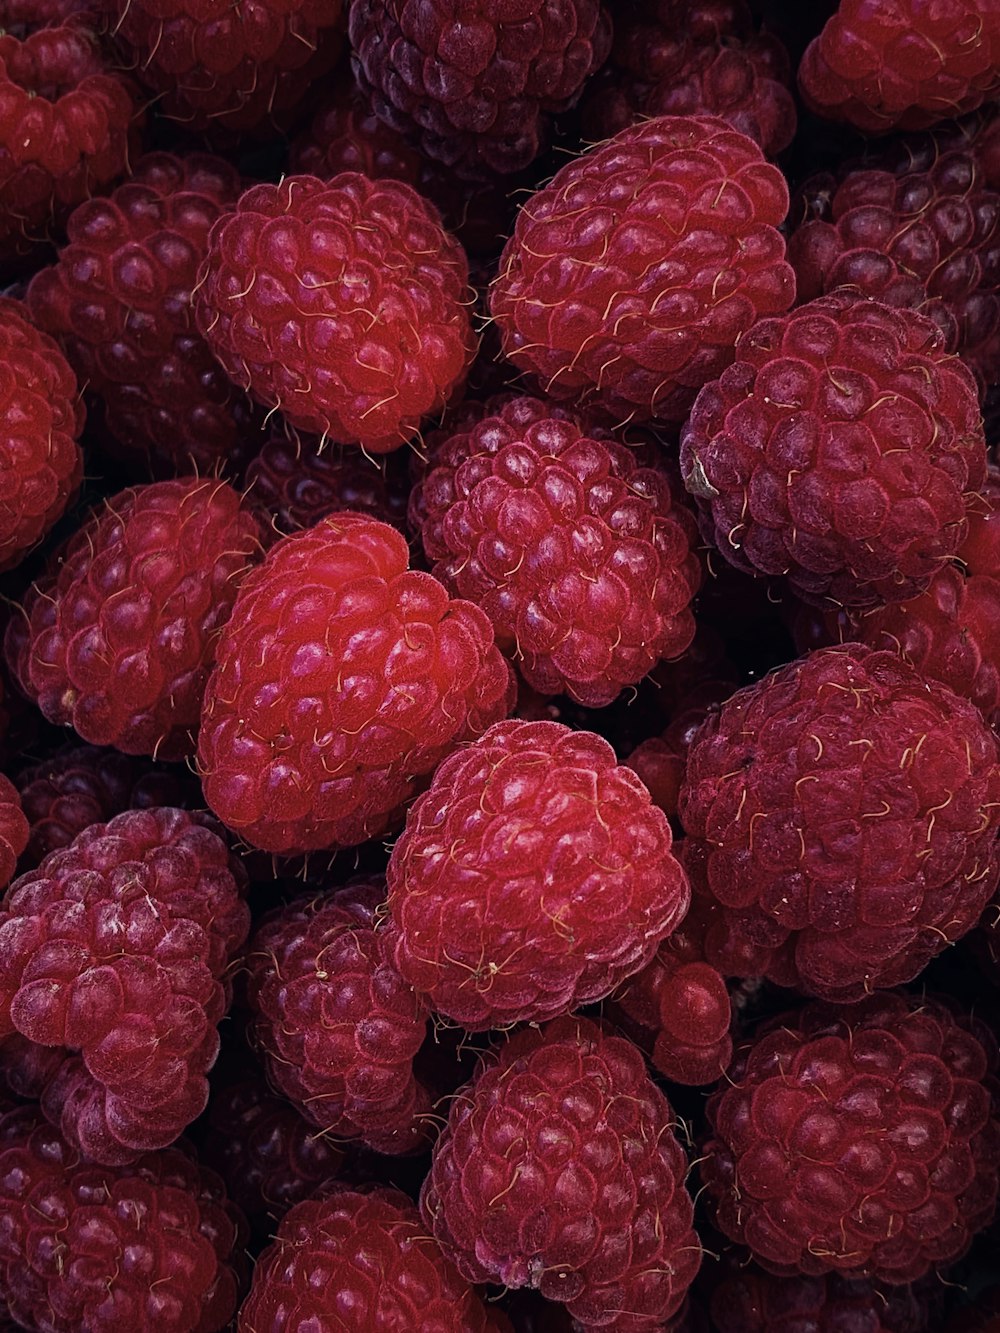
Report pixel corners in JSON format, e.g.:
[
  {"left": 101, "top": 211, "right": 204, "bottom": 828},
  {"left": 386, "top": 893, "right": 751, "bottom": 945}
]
[
  {"left": 799, "top": 0, "right": 1000, "bottom": 134},
  {"left": 0, "top": 775, "right": 27, "bottom": 893},
  {"left": 348, "top": 0, "right": 612, "bottom": 180},
  {"left": 27, "top": 152, "right": 259, "bottom": 479},
  {"left": 0, "top": 1105, "right": 243, "bottom": 1332},
  {"left": 679, "top": 643, "right": 1000, "bottom": 1002},
  {"left": 198, "top": 513, "right": 513, "bottom": 856},
  {"left": 238, "top": 1185, "right": 509, "bottom": 1333},
  {"left": 0, "top": 296, "right": 83, "bottom": 572},
  {"left": 387, "top": 719, "right": 688, "bottom": 1029},
  {"left": 7, "top": 478, "right": 264, "bottom": 761},
  {"left": 412, "top": 395, "right": 701, "bottom": 706},
  {"left": 245, "top": 881, "right": 430, "bottom": 1149},
  {"left": 194, "top": 173, "right": 476, "bottom": 453},
  {"left": 702, "top": 993, "right": 1000, "bottom": 1283},
  {"left": 680, "top": 294, "right": 987, "bottom": 608},
  {"left": 422, "top": 1016, "right": 701, "bottom": 1329},
  {"left": 0, "top": 807, "right": 250, "bottom": 1165},
  {"left": 490, "top": 115, "right": 794, "bottom": 424}
]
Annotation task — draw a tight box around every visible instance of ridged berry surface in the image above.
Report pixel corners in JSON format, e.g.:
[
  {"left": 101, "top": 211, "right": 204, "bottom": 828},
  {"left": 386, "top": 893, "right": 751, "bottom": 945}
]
[
  {"left": 198, "top": 513, "right": 513, "bottom": 855},
  {"left": 614, "top": 950, "right": 732, "bottom": 1087},
  {"left": 679, "top": 644, "right": 1000, "bottom": 1001},
  {"left": 0, "top": 296, "right": 82, "bottom": 572},
  {"left": 387, "top": 719, "right": 687, "bottom": 1029},
  {"left": 703, "top": 994, "right": 1000, "bottom": 1282},
  {"left": 799, "top": 0, "right": 1000, "bottom": 134},
  {"left": 0, "top": 1105, "right": 242, "bottom": 1331},
  {"left": 349, "top": 0, "right": 612, "bottom": 179},
  {"left": 490, "top": 115, "right": 794, "bottom": 423},
  {"left": 195, "top": 173, "right": 476, "bottom": 452},
  {"left": 239, "top": 1185, "right": 507, "bottom": 1332},
  {"left": 0, "top": 807, "right": 249, "bottom": 1164},
  {"left": 0, "top": 776, "right": 26, "bottom": 893},
  {"left": 27, "top": 152, "right": 258, "bottom": 478},
  {"left": 422, "top": 1016, "right": 701, "bottom": 1328},
  {"left": 7, "top": 478, "right": 263, "bottom": 760},
  {"left": 680, "top": 294, "right": 987, "bottom": 607},
  {"left": 412, "top": 395, "right": 700, "bottom": 706}
]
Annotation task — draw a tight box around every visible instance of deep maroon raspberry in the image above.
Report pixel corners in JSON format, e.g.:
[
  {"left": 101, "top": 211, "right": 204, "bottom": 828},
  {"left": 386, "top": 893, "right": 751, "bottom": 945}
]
[{"left": 0, "top": 776, "right": 26, "bottom": 893}]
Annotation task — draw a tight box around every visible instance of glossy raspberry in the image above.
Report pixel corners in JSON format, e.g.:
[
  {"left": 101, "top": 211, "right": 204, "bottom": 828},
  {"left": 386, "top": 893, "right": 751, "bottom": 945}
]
[
  {"left": 703, "top": 993, "right": 1000, "bottom": 1282},
  {"left": 387, "top": 719, "right": 686, "bottom": 1029},
  {"left": 707, "top": 1262, "right": 937, "bottom": 1332},
  {"left": 0, "top": 1105, "right": 242, "bottom": 1332},
  {"left": 0, "top": 776, "right": 26, "bottom": 893},
  {"left": 799, "top": 0, "right": 1000, "bottom": 134},
  {"left": 423, "top": 1016, "right": 701, "bottom": 1327},
  {"left": 27, "top": 152, "right": 259, "bottom": 479},
  {"left": 349, "top": 0, "right": 612, "bottom": 180},
  {"left": 490, "top": 115, "right": 794, "bottom": 424},
  {"left": 0, "top": 296, "right": 82, "bottom": 572},
  {"left": 0, "top": 807, "right": 249, "bottom": 1164},
  {"left": 412, "top": 395, "right": 700, "bottom": 706},
  {"left": 679, "top": 644, "right": 1000, "bottom": 1001},
  {"left": 195, "top": 173, "right": 476, "bottom": 453},
  {"left": 198, "top": 513, "right": 513, "bottom": 855},
  {"left": 788, "top": 149, "right": 1000, "bottom": 384},
  {"left": 680, "top": 294, "right": 987, "bottom": 608},
  {"left": 582, "top": 0, "right": 796, "bottom": 157},
  {"left": 240, "top": 1185, "right": 508, "bottom": 1332},
  {"left": 99, "top": 0, "right": 343, "bottom": 134},
  {"left": 7, "top": 478, "right": 263, "bottom": 761},
  {"left": 614, "top": 951, "right": 732, "bottom": 1087}
]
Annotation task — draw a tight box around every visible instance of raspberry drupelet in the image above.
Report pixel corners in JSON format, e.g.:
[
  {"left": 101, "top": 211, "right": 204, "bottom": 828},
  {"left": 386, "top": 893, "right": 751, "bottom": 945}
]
[
  {"left": 194, "top": 173, "right": 476, "bottom": 453},
  {"left": 197, "top": 513, "right": 513, "bottom": 856},
  {"left": 702, "top": 993, "right": 1000, "bottom": 1283},
  {"left": 0, "top": 776, "right": 26, "bottom": 893},
  {"left": 490, "top": 114, "right": 794, "bottom": 425}
]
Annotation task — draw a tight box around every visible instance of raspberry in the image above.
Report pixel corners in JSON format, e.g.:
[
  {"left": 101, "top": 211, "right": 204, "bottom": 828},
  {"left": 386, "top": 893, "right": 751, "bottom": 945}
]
[
  {"left": 490, "top": 115, "right": 794, "bottom": 424},
  {"left": 7, "top": 478, "right": 263, "bottom": 761},
  {"left": 0, "top": 296, "right": 82, "bottom": 572},
  {"left": 0, "top": 1104, "right": 242, "bottom": 1332},
  {"left": 422, "top": 1016, "right": 701, "bottom": 1328},
  {"left": 15, "top": 742, "right": 199, "bottom": 872},
  {"left": 348, "top": 0, "right": 612, "bottom": 180},
  {"left": 582, "top": 0, "right": 796, "bottom": 157},
  {"left": 799, "top": 0, "right": 1000, "bottom": 134},
  {"left": 411, "top": 394, "right": 701, "bottom": 706},
  {"left": 387, "top": 719, "right": 687, "bottom": 1029},
  {"left": 0, "top": 807, "right": 250, "bottom": 1164},
  {"left": 613, "top": 952, "right": 733, "bottom": 1087},
  {"left": 99, "top": 0, "right": 344, "bottom": 135},
  {"left": 194, "top": 173, "right": 476, "bottom": 453},
  {"left": 787, "top": 149, "right": 1000, "bottom": 384},
  {"left": 245, "top": 880, "right": 430, "bottom": 1149},
  {"left": 679, "top": 644, "right": 1000, "bottom": 1001},
  {"left": 0, "top": 775, "right": 26, "bottom": 892},
  {"left": 0, "top": 2, "right": 136, "bottom": 263},
  {"left": 702, "top": 993, "right": 1000, "bottom": 1282},
  {"left": 198, "top": 513, "right": 513, "bottom": 855},
  {"left": 27, "top": 152, "right": 260, "bottom": 479},
  {"left": 680, "top": 294, "right": 987, "bottom": 608}
]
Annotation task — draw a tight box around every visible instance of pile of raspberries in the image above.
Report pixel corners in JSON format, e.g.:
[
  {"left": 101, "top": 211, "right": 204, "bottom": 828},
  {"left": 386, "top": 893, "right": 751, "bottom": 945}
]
[{"left": 2, "top": 0, "right": 1000, "bottom": 1329}]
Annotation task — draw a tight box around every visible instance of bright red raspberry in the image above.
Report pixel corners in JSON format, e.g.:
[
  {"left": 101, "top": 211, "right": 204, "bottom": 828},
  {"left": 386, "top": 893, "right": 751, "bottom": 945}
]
[
  {"left": 0, "top": 808, "right": 249, "bottom": 1164},
  {"left": 98, "top": 0, "right": 343, "bottom": 134},
  {"left": 27, "top": 152, "right": 260, "bottom": 479},
  {"left": 349, "top": 0, "right": 612, "bottom": 180},
  {"left": 680, "top": 294, "right": 987, "bottom": 607},
  {"left": 239, "top": 1185, "right": 508, "bottom": 1332},
  {"left": 0, "top": 1105, "right": 243, "bottom": 1332},
  {"left": 194, "top": 173, "right": 476, "bottom": 453},
  {"left": 703, "top": 993, "right": 1000, "bottom": 1282},
  {"left": 490, "top": 115, "right": 794, "bottom": 424},
  {"left": 0, "top": 296, "right": 82, "bottom": 572},
  {"left": 387, "top": 719, "right": 687, "bottom": 1029},
  {"left": 680, "top": 644, "right": 1000, "bottom": 1001},
  {"left": 411, "top": 394, "right": 700, "bottom": 706},
  {"left": 7, "top": 478, "right": 263, "bottom": 760},
  {"left": 799, "top": 0, "right": 1000, "bottom": 134},
  {"left": 198, "top": 513, "right": 513, "bottom": 855},
  {"left": 0, "top": 775, "right": 26, "bottom": 893},
  {"left": 423, "top": 1016, "right": 701, "bottom": 1328}
]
